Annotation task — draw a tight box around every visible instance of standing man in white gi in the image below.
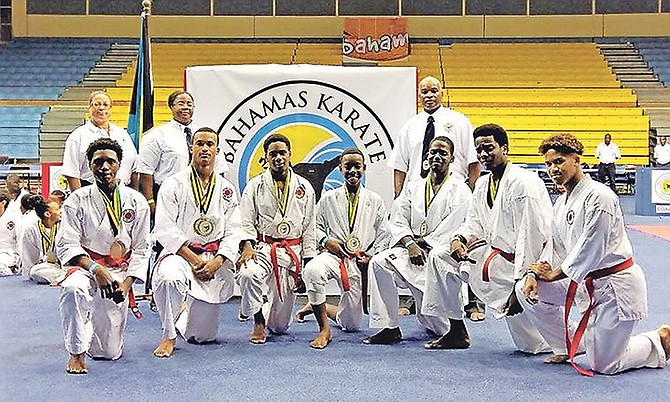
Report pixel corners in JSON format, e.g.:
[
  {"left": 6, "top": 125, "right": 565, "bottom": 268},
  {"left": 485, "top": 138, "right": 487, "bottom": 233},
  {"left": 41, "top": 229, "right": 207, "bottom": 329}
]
[
  {"left": 61, "top": 91, "right": 137, "bottom": 191},
  {"left": 236, "top": 133, "right": 317, "bottom": 344},
  {"left": 0, "top": 191, "right": 18, "bottom": 276},
  {"left": 20, "top": 196, "right": 63, "bottom": 284},
  {"left": 56, "top": 138, "right": 150, "bottom": 374},
  {"left": 299, "top": 148, "right": 391, "bottom": 349},
  {"left": 136, "top": 91, "right": 228, "bottom": 219},
  {"left": 448, "top": 124, "right": 558, "bottom": 355},
  {"left": 151, "top": 127, "right": 240, "bottom": 358},
  {"left": 654, "top": 136, "right": 670, "bottom": 167},
  {"left": 388, "top": 76, "right": 484, "bottom": 321},
  {"left": 595, "top": 133, "right": 620, "bottom": 194},
  {"left": 364, "top": 136, "right": 471, "bottom": 345},
  {"left": 526, "top": 133, "right": 669, "bottom": 376}
]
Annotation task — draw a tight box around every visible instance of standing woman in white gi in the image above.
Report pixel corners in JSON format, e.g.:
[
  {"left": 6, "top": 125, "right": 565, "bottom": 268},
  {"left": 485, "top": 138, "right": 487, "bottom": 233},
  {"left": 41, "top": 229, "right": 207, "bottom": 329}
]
[
  {"left": 236, "top": 133, "right": 317, "bottom": 344},
  {"left": 151, "top": 127, "right": 240, "bottom": 358},
  {"left": 527, "top": 133, "right": 669, "bottom": 376},
  {"left": 364, "top": 136, "right": 471, "bottom": 345},
  {"left": 56, "top": 138, "right": 150, "bottom": 374},
  {"left": 298, "top": 148, "right": 391, "bottom": 349}
]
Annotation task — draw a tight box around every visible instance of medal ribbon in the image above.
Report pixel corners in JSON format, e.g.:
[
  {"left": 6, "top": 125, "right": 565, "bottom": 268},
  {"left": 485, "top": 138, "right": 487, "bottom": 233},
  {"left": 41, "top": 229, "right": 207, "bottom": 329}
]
[
  {"left": 99, "top": 186, "right": 122, "bottom": 236},
  {"left": 489, "top": 176, "right": 499, "bottom": 202},
  {"left": 273, "top": 170, "right": 291, "bottom": 217},
  {"left": 424, "top": 174, "right": 447, "bottom": 216},
  {"left": 38, "top": 221, "right": 58, "bottom": 255},
  {"left": 346, "top": 187, "right": 360, "bottom": 232},
  {"left": 190, "top": 167, "right": 216, "bottom": 215}
]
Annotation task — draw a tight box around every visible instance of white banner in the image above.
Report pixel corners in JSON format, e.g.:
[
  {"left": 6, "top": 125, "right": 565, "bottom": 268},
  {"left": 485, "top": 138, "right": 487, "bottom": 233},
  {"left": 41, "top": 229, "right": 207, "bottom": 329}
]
[{"left": 186, "top": 64, "right": 417, "bottom": 206}]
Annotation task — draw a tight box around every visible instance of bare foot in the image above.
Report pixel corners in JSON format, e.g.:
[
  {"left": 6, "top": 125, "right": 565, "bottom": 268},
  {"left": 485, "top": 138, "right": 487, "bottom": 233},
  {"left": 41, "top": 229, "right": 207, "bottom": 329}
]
[
  {"left": 309, "top": 327, "right": 332, "bottom": 349},
  {"left": 66, "top": 354, "right": 88, "bottom": 374},
  {"left": 657, "top": 324, "right": 670, "bottom": 361},
  {"left": 250, "top": 323, "right": 267, "bottom": 344},
  {"left": 468, "top": 311, "right": 486, "bottom": 322},
  {"left": 295, "top": 304, "right": 313, "bottom": 323},
  {"left": 544, "top": 354, "right": 569, "bottom": 364},
  {"left": 398, "top": 307, "right": 411, "bottom": 316},
  {"left": 153, "top": 338, "right": 176, "bottom": 358}
]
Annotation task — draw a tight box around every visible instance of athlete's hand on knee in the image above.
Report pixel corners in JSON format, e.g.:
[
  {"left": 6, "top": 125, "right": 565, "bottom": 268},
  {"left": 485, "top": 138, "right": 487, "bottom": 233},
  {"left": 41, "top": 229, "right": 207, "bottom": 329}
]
[
  {"left": 407, "top": 243, "right": 426, "bottom": 266},
  {"left": 325, "top": 239, "right": 347, "bottom": 259},
  {"left": 449, "top": 237, "right": 468, "bottom": 262},
  {"left": 93, "top": 265, "right": 116, "bottom": 299},
  {"left": 236, "top": 241, "right": 257, "bottom": 270},
  {"left": 523, "top": 273, "right": 539, "bottom": 305}
]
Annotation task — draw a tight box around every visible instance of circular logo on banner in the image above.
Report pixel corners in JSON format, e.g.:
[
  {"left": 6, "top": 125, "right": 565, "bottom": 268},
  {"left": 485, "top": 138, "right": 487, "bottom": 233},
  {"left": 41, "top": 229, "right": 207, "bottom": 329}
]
[
  {"left": 216, "top": 80, "right": 393, "bottom": 201},
  {"left": 57, "top": 174, "right": 68, "bottom": 190},
  {"left": 654, "top": 172, "right": 670, "bottom": 203}
]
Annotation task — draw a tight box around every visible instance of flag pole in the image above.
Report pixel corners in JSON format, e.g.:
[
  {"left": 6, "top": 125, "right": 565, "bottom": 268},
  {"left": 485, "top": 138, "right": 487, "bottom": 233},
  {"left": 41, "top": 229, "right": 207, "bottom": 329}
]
[{"left": 127, "top": 0, "right": 154, "bottom": 151}]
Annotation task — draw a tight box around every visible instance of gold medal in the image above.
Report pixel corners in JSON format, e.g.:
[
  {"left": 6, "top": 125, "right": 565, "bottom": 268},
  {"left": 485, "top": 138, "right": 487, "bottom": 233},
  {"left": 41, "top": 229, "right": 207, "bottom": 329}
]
[
  {"left": 110, "top": 240, "right": 126, "bottom": 260},
  {"left": 276, "top": 221, "right": 291, "bottom": 237},
  {"left": 45, "top": 252, "right": 58, "bottom": 264},
  {"left": 344, "top": 235, "right": 362, "bottom": 254},
  {"left": 193, "top": 216, "right": 215, "bottom": 236},
  {"left": 419, "top": 221, "right": 428, "bottom": 237}
]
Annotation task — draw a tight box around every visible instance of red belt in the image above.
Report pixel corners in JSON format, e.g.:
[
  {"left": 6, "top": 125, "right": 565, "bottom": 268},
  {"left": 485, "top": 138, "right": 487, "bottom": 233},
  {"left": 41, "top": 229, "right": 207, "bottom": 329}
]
[
  {"left": 564, "top": 257, "right": 634, "bottom": 377},
  {"left": 482, "top": 247, "right": 515, "bottom": 282},
  {"left": 259, "top": 235, "right": 302, "bottom": 302},
  {"left": 61, "top": 248, "right": 142, "bottom": 319},
  {"left": 188, "top": 240, "right": 219, "bottom": 255},
  {"left": 338, "top": 251, "right": 364, "bottom": 292}
]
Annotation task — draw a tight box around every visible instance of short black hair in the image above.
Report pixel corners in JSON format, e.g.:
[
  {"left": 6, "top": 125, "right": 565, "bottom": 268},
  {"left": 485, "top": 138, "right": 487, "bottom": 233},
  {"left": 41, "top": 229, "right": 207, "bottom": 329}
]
[
  {"left": 0, "top": 190, "right": 9, "bottom": 207},
  {"left": 429, "top": 135, "right": 454, "bottom": 154},
  {"left": 86, "top": 137, "right": 123, "bottom": 162},
  {"left": 33, "top": 196, "right": 51, "bottom": 219},
  {"left": 341, "top": 148, "right": 364, "bottom": 160},
  {"left": 168, "top": 90, "right": 194, "bottom": 108},
  {"left": 263, "top": 133, "right": 291, "bottom": 153},
  {"left": 192, "top": 127, "right": 219, "bottom": 145},
  {"left": 473, "top": 123, "right": 509, "bottom": 148}
]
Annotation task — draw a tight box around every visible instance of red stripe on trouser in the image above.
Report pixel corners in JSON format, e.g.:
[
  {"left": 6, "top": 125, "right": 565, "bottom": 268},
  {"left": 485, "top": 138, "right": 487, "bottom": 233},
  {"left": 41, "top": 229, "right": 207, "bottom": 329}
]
[
  {"left": 482, "top": 248, "right": 515, "bottom": 282},
  {"left": 261, "top": 237, "right": 301, "bottom": 302},
  {"left": 564, "top": 258, "right": 634, "bottom": 377}
]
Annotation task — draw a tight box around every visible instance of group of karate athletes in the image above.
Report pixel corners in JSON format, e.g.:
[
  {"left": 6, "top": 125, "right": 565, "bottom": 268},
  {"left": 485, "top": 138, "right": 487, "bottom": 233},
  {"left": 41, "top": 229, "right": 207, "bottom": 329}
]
[{"left": 4, "top": 83, "right": 668, "bottom": 377}]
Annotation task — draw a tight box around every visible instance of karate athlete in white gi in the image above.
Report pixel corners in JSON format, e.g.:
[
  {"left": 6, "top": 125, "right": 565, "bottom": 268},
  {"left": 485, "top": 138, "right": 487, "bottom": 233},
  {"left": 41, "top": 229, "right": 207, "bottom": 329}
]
[
  {"left": 449, "top": 124, "right": 558, "bottom": 355},
  {"left": 56, "top": 138, "right": 150, "bottom": 374},
  {"left": 298, "top": 148, "right": 391, "bottom": 349},
  {"left": 152, "top": 127, "right": 241, "bottom": 358},
  {"left": 0, "top": 191, "right": 19, "bottom": 276},
  {"left": 19, "top": 196, "right": 63, "bottom": 284},
  {"left": 364, "top": 136, "right": 471, "bottom": 345},
  {"left": 236, "top": 133, "right": 317, "bottom": 344},
  {"left": 61, "top": 91, "right": 137, "bottom": 191},
  {"left": 526, "top": 134, "right": 670, "bottom": 376}
]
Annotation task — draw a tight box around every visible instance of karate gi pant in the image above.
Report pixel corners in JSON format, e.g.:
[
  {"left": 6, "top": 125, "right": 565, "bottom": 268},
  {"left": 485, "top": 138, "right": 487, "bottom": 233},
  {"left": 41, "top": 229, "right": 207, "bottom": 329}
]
[
  {"left": 421, "top": 250, "right": 466, "bottom": 326},
  {"left": 303, "top": 252, "right": 363, "bottom": 332},
  {"left": 59, "top": 269, "right": 129, "bottom": 360},
  {"left": 152, "top": 254, "right": 235, "bottom": 343},
  {"left": 237, "top": 244, "right": 298, "bottom": 334},
  {"left": 29, "top": 262, "right": 63, "bottom": 284},
  {"left": 0, "top": 250, "right": 16, "bottom": 276},
  {"left": 368, "top": 247, "right": 450, "bottom": 336}
]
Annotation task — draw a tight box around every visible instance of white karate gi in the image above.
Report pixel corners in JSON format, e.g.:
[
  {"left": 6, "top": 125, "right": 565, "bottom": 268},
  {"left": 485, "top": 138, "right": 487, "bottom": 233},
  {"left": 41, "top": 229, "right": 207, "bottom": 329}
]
[
  {"left": 388, "top": 106, "right": 478, "bottom": 184},
  {"left": 20, "top": 220, "right": 63, "bottom": 284},
  {"left": 61, "top": 120, "right": 137, "bottom": 185},
  {"left": 56, "top": 184, "right": 150, "bottom": 359},
  {"left": 136, "top": 120, "right": 228, "bottom": 185},
  {"left": 543, "top": 177, "right": 666, "bottom": 374},
  {"left": 368, "top": 174, "right": 471, "bottom": 336},
  {"left": 0, "top": 207, "right": 19, "bottom": 276},
  {"left": 450, "top": 164, "right": 555, "bottom": 354},
  {"left": 237, "top": 169, "right": 317, "bottom": 334},
  {"left": 303, "top": 186, "right": 391, "bottom": 331},
  {"left": 152, "top": 169, "right": 241, "bottom": 342}
]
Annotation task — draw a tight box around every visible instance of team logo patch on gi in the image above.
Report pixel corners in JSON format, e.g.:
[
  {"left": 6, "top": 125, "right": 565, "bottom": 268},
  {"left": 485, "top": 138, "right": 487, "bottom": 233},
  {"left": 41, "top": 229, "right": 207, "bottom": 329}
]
[
  {"left": 122, "top": 209, "right": 135, "bottom": 223},
  {"left": 6, "top": 221, "right": 14, "bottom": 230},
  {"left": 566, "top": 210, "right": 575, "bottom": 225},
  {"left": 222, "top": 187, "right": 233, "bottom": 201},
  {"left": 295, "top": 185, "right": 305, "bottom": 199}
]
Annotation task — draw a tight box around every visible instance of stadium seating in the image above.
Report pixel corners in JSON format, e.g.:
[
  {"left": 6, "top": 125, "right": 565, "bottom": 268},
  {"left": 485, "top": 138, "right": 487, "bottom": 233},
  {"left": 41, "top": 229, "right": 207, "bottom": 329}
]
[{"left": 0, "top": 106, "right": 48, "bottom": 160}]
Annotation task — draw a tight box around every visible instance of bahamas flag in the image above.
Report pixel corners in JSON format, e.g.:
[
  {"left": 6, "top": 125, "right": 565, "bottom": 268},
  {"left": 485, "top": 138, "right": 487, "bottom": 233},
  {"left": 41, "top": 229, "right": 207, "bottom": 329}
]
[{"left": 126, "top": 7, "right": 154, "bottom": 150}]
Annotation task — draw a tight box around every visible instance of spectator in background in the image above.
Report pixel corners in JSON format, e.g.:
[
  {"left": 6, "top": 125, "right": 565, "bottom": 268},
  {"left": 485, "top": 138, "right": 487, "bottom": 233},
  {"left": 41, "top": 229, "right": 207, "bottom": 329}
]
[
  {"left": 595, "top": 133, "right": 620, "bottom": 194},
  {"left": 654, "top": 136, "right": 670, "bottom": 167},
  {"left": 61, "top": 91, "right": 137, "bottom": 191},
  {"left": 5, "top": 173, "right": 29, "bottom": 215}
]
